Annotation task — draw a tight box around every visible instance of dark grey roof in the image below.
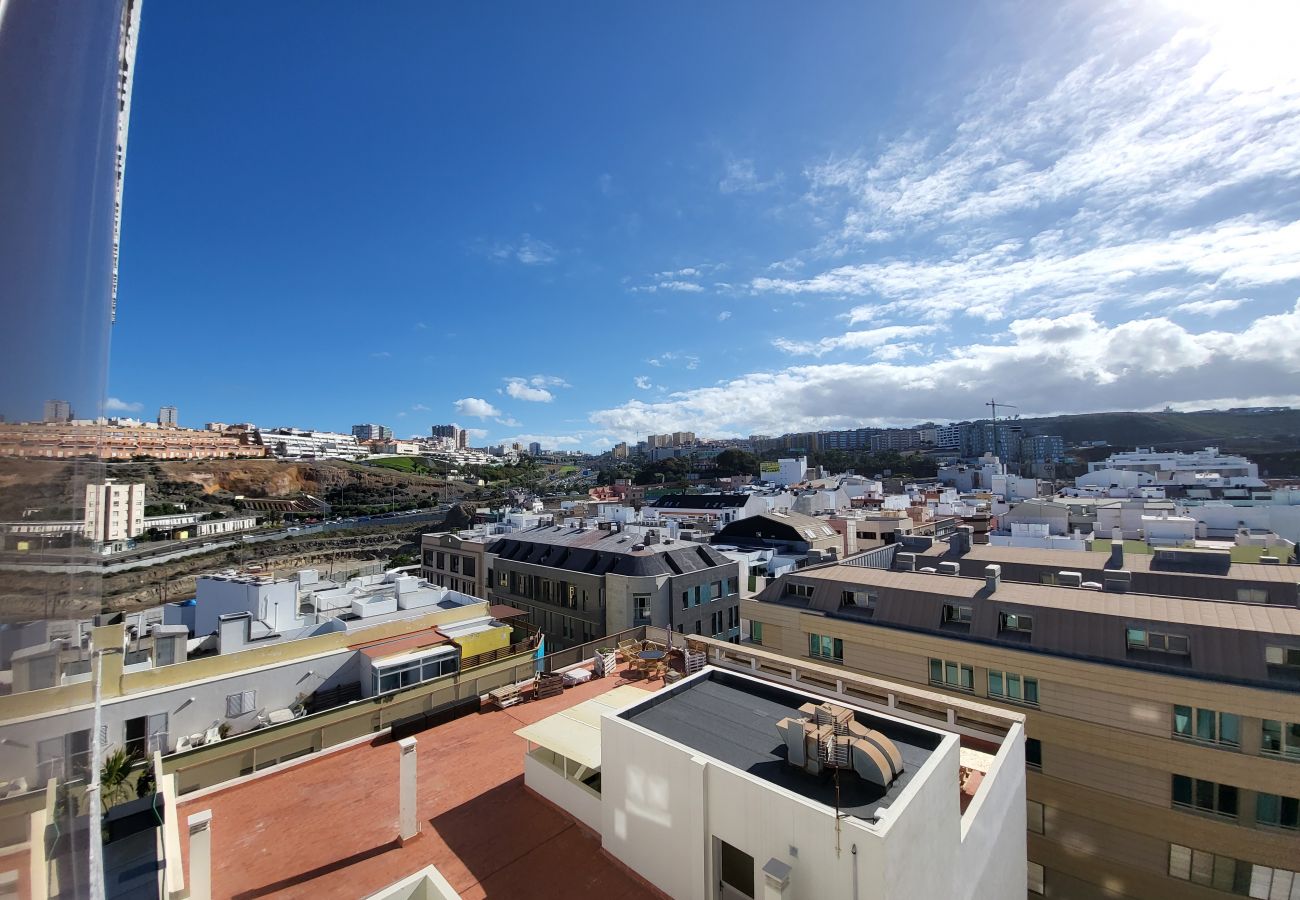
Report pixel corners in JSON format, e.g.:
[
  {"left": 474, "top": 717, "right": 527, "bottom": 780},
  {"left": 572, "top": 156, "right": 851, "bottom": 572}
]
[
  {"left": 652, "top": 493, "right": 751, "bottom": 510},
  {"left": 715, "top": 510, "right": 840, "bottom": 545},
  {"left": 621, "top": 669, "right": 940, "bottom": 820},
  {"left": 488, "top": 526, "right": 733, "bottom": 578}
]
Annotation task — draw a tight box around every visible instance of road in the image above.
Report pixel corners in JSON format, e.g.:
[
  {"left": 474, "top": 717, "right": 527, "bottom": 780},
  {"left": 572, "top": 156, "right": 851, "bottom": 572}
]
[{"left": 0, "top": 506, "right": 451, "bottom": 572}]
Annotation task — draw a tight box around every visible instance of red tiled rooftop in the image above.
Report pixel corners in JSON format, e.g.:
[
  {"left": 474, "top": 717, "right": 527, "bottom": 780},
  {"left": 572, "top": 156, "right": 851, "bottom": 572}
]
[{"left": 177, "top": 671, "right": 666, "bottom": 900}]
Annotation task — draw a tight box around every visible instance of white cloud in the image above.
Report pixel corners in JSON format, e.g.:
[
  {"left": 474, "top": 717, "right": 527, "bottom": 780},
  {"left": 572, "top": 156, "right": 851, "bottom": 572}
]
[
  {"left": 589, "top": 301, "right": 1300, "bottom": 440},
  {"left": 504, "top": 433, "right": 585, "bottom": 447},
  {"left": 505, "top": 379, "right": 554, "bottom": 403},
  {"left": 503, "top": 375, "right": 569, "bottom": 402},
  {"left": 773, "top": 324, "right": 939, "bottom": 357},
  {"left": 752, "top": 217, "right": 1300, "bottom": 322},
  {"left": 632, "top": 280, "right": 705, "bottom": 294},
  {"left": 634, "top": 376, "right": 653, "bottom": 390},
  {"left": 490, "top": 234, "right": 557, "bottom": 265},
  {"left": 411, "top": 403, "right": 431, "bottom": 412},
  {"left": 1173, "top": 298, "right": 1248, "bottom": 317},
  {"left": 104, "top": 397, "right": 142, "bottom": 413},
  {"left": 496, "top": 416, "right": 522, "bottom": 428},
  {"left": 719, "top": 158, "right": 780, "bottom": 194},
  {"left": 717, "top": 310, "right": 732, "bottom": 322},
  {"left": 464, "top": 427, "right": 489, "bottom": 441},
  {"left": 370, "top": 351, "right": 392, "bottom": 359},
  {"left": 763, "top": 10, "right": 1300, "bottom": 324},
  {"left": 454, "top": 397, "right": 501, "bottom": 419}
]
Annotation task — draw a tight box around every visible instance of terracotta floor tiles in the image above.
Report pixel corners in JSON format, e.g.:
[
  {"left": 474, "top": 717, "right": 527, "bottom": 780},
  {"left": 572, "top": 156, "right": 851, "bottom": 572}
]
[{"left": 178, "top": 672, "right": 667, "bottom": 900}]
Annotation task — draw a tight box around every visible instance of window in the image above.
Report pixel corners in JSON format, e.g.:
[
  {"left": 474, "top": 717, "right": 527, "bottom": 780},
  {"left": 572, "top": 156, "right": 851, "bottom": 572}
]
[
  {"left": 750, "top": 622, "right": 764, "bottom": 645},
  {"left": 372, "top": 650, "right": 458, "bottom": 695},
  {"left": 1027, "top": 861, "right": 1044, "bottom": 895},
  {"left": 1266, "top": 645, "right": 1300, "bottom": 668},
  {"left": 928, "top": 657, "right": 973, "bottom": 691},
  {"left": 226, "top": 690, "right": 257, "bottom": 717},
  {"left": 436, "top": 551, "right": 445, "bottom": 570},
  {"left": 1172, "top": 706, "right": 1240, "bottom": 747},
  {"left": 988, "top": 669, "right": 1039, "bottom": 706},
  {"left": 1127, "top": 627, "right": 1190, "bottom": 655},
  {"left": 999, "top": 612, "right": 1033, "bottom": 634},
  {"left": 633, "top": 593, "right": 651, "bottom": 623},
  {"left": 1027, "top": 799, "right": 1044, "bottom": 834},
  {"left": 808, "top": 633, "right": 843, "bottom": 662},
  {"left": 1171, "top": 774, "right": 1238, "bottom": 818},
  {"left": 1256, "top": 793, "right": 1300, "bottom": 830},
  {"left": 1237, "top": 587, "right": 1268, "bottom": 603},
  {"left": 681, "top": 590, "right": 689, "bottom": 609},
  {"left": 1025, "top": 737, "right": 1042, "bottom": 770},
  {"left": 449, "top": 555, "right": 461, "bottom": 574},
  {"left": 1261, "top": 719, "right": 1300, "bottom": 759},
  {"left": 789, "top": 583, "right": 814, "bottom": 598},
  {"left": 942, "top": 603, "right": 972, "bottom": 625},
  {"left": 693, "top": 585, "right": 704, "bottom": 606},
  {"left": 498, "top": 570, "right": 507, "bottom": 587},
  {"left": 463, "top": 556, "right": 476, "bottom": 578},
  {"left": 1170, "top": 843, "right": 1279, "bottom": 895},
  {"left": 724, "top": 577, "right": 738, "bottom": 595},
  {"left": 710, "top": 581, "right": 722, "bottom": 601}
]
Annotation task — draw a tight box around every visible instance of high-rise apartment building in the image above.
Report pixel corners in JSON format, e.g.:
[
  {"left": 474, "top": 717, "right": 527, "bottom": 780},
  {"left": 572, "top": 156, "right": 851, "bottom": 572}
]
[
  {"left": 741, "top": 537, "right": 1300, "bottom": 899},
  {"left": 157, "top": 405, "right": 177, "bottom": 427},
  {"left": 83, "top": 479, "right": 145, "bottom": 543},
  {"left": 351, "top": 423, "right": 392, "bottom": 442},
  {"left": 42, "top": 399, "right": 73, "bottom": 423},
  {"left": 528, "top": 441, "right": 541, "bottom": 456},
  {"left": 431, "top": 423, "right": 462, "bottom": 446}
]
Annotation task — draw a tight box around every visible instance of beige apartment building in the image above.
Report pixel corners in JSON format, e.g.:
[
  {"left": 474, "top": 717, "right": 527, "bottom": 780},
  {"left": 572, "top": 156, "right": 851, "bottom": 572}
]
[
  {"left": 83, "top": 479, "right": 145, "bottom": 542},
  {"left": 420, "top": 531, "right": 489, "bottom": 597},
  {"left": 741, "top": 547, "right": 1300, "bottom": 899}
]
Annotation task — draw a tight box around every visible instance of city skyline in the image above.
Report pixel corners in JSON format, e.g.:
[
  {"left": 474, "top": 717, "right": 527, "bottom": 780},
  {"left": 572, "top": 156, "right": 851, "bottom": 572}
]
[{"left": 107, "top": 1, "right": 1300, "bottom": 450}]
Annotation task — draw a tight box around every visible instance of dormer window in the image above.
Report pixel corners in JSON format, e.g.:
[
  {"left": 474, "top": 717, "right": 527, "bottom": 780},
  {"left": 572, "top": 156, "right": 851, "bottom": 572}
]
[
  {"left": 1127, "top": 627, "right": 1190, "bottom": 655},
  {"left": 999, "top": 612, "right": 1033, "bottom": 634}
]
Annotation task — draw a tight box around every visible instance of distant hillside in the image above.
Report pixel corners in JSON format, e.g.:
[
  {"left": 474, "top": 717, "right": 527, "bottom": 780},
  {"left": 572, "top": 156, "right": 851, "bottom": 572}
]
[{"left": 1010, "top": 409, "right": 1300, "bottom": 453}]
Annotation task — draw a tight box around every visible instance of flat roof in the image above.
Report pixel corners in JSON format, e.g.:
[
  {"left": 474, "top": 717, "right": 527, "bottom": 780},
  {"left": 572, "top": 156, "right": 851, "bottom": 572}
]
[
  {"left": 351, "top": 627, "right": 450, "bottom": 661},
  {"left": 175, "top": 673, "right": 660, "bottom": 899},
  {"left": 788, "top": 565, "right": 1300, "bottom": 635},
  {"left": 620, "top": 669, "right": 942, "bottom": 822},
  {"left": 916, "top": 541, "right": 1300, "bottom": 583}
]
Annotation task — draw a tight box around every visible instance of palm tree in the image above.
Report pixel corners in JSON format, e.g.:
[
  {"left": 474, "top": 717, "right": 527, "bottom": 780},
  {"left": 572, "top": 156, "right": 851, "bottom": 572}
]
[{"left": 98, "top": 748, "right": 136, "bottom": 812}]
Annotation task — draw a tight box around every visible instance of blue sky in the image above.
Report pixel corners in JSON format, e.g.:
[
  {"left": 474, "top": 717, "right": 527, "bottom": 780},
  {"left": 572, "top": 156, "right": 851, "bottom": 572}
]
[{"left": 110, "top": 1, "right": 1300, "bottom": 450}]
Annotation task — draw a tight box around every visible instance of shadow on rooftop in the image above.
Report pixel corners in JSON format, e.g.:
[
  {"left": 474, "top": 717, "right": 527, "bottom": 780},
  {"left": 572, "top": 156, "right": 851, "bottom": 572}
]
[
  {"left": 231, "top": 839, "right": 400, "bottom": 900},
  {"left": 428, "top": 774, "right": 656, "bottom": 899}
]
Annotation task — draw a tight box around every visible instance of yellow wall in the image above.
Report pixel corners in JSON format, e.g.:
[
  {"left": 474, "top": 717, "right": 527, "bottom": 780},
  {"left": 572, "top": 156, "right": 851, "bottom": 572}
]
[
  {"left": 454, "top": 622, "right": 512, "bottom": 658},
  {"left": 0, "top": 600, "right": 495, "bottom": 725}
]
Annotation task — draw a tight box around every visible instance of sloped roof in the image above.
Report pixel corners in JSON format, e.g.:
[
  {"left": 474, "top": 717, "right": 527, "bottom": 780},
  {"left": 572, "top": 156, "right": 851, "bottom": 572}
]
[{"left": 488, "top": 526, "right": 733, "bottom": 577}]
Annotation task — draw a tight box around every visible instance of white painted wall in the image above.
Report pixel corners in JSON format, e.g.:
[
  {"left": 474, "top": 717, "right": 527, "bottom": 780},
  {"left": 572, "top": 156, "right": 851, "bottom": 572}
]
[
  {"left": 0, "top": 648, "right": 358, "bottom": 785},
  {"left": 598, "top": 680, "right": 1018, "bottom": 900},
  {"left": 523, "top": 751, "right": 602, "bottom": 831},
  {"left": 955, "top": 723, "right": 1027, "bottom": 900}
]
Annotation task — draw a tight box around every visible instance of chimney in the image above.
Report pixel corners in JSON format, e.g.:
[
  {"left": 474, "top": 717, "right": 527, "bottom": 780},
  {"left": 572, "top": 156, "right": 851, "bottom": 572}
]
[
  {"left": 1108, "top": 527, "right": 1124, "bottom": 570},
  {"left": 952, "top": 526, "right": 973, "bottom": 555},
  {"left": 984, "top": 564, "right": 1001, "bottom": 593}
]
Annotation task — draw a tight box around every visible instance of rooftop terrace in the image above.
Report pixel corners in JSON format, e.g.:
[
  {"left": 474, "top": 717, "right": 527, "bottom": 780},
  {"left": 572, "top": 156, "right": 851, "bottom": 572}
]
[
  {"left": 177, "top": 674, "right": 662, "bottom": 900},
  {"left": 621, "top": 669, "right": 943, "bottom": 822}
]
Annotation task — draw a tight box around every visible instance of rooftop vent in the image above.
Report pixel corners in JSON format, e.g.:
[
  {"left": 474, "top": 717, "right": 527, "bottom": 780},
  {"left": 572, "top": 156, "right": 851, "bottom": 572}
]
[
  {"left": 1056, "top": 570, "right": 1082, "bottom": 588},
  {"left": 937, "top": 561, "right": 960, "bottom": 576},
  {"left": 775, "top": 701, "right": 903, "bottom": 788},
  {"left": 895, "top": 552, "right": 916, "bottom": 572},
  {"left": 984, "top": 564, "right": 1002, "bottom": 593}
]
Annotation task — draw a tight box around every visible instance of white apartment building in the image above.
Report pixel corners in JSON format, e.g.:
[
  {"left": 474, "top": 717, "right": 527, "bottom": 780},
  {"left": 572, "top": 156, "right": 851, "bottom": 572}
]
[
  {"left": 769, "top": 456, "right": 808, "bottom": 487},
  {"left": 1087, "top": 447, "right": 1264, "bottom": 487},
  {"left": 519, "top": 664, "right": 1026, "bottom": 900},
  {"left": 260, "top": 428, "right": 366, "bottom": 460},
  {"left": 83, "top": 479, "right": 145, "bottom": 542}
]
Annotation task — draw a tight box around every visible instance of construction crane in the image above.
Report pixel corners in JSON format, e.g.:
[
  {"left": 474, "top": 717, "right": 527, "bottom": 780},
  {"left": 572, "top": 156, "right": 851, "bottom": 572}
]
[{"left": 987, "top": 397, "right": 1019, "bottom": 473}]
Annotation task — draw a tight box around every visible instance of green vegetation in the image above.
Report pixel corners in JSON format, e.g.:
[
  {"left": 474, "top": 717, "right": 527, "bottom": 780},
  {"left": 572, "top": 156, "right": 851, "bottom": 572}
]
[
  {"left": 144, "top": 502, "right": 184, "bottom": 517},
  {"left": 1088, "top": 540, "right": 1295, "bottom": 564}
]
